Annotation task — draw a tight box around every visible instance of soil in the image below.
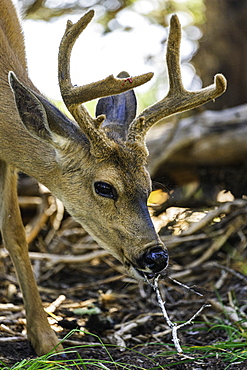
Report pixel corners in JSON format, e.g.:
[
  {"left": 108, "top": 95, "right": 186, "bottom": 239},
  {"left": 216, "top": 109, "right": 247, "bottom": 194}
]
[{"left": 0, "top": 177, "right": 246, "bottom": 369}]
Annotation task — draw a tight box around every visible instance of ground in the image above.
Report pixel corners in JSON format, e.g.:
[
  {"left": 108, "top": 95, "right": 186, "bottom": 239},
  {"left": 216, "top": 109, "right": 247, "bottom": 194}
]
[{"left": 0, "top": 177, "right": 246, "bottom": 369}]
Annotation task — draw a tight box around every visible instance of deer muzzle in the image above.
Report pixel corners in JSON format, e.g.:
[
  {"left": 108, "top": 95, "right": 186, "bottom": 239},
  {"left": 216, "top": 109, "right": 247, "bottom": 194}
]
[{"left": 135, "top": 244, "right": 169, "bottom": 279}]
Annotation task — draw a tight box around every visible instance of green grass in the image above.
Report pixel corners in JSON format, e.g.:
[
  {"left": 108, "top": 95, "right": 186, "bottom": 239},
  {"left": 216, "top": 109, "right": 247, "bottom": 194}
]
[
  {"left": 0, "top": 329, "right": 159, "bottom": 370},
  {"left": 0, "top": 346, "right": 158, "bottom": 370},
  {"left": 153, "top": 318, "right": 247, "bottom": 369},
  {"left": 1, "top": 320, "right": 246, "bottom": 370}
]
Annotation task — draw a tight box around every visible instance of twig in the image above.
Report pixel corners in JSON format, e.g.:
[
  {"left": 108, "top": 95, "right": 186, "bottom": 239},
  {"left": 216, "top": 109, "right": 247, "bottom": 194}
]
[
  {"left": 181, "top": 200, "right": 246, "bottom": 237},
  {"left": 45, "top": 294, "right": 66, "bottom": 313},
  {"left": 98, "top": 364, "right": 111, "bottom": 370},
  {"left": 168, "top": 277, "right": 204, "bottom": 296},
  {"left": 0, "top": 303, "right": 23, "bottom": 312},
  {"left": 0, "top": 336, "right": 27, "bottom": 342},
  {"left": 205, "top": 262, "right": 247, "bottom": 284},
  {"left": 111, "top": 315, "right": 151, "bottom": 351},
  {"left": 6, "top": 250, "right": 109, "bottom": 265},
  {"left": 209, "top": 299, "right": 247, "bottom": 328},
  {"left": 186, "top": 211, "right": 246, "bottom": 268},
  {"left": 0, "top": 324, "right": 24, "bottom": 336},
  {"left": 149, "top": 275, "right": 210, "bottom": 354}
]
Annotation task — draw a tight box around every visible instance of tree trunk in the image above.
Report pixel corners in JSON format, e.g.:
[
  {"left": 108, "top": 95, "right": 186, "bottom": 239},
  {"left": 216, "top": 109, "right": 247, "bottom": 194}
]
[{"left": 193, "top": 0, "right": 247, "bottom": 110}]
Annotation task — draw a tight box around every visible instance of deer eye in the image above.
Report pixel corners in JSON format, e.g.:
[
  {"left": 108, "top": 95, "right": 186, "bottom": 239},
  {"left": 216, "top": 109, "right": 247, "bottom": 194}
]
[{"left": 94, "top": 181, "right": 118, "bottom": 201}]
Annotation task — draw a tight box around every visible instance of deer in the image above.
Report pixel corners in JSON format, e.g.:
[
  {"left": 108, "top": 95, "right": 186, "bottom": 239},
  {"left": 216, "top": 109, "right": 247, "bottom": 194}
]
[{"left": 0, "top": 0, "right": 226, "bottom": 356}]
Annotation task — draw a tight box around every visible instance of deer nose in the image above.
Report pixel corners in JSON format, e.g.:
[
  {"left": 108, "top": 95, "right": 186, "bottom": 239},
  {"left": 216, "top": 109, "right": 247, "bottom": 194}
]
[{"left": 138, "top": 246, "right": 169, "bottom": 274}]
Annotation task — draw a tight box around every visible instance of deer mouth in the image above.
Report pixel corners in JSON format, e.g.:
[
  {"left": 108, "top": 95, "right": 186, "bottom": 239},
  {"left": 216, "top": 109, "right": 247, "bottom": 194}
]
[
  {"left": 134, "top": 267, "right": 168, "bottom": 281},
  {"left": 134, "top": 268, "right": 156, "bottom": 280}
]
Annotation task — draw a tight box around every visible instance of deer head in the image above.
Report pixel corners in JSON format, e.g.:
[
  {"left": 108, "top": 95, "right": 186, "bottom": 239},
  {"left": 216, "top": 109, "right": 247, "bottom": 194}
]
[{"left": 9, "top": 11, "right": 226, "bottom": 281}]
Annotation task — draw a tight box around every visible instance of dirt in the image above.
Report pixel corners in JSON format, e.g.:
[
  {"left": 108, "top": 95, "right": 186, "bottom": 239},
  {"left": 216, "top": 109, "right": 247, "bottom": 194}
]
[{"left": 0, "top": 178, "right": 246, "bottom": 369}]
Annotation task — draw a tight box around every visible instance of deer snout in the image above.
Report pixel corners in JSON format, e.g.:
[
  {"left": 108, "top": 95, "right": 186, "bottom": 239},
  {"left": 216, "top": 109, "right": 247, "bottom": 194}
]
[{"left": 136, "top": 246, "right": 169, "bottom": 277}]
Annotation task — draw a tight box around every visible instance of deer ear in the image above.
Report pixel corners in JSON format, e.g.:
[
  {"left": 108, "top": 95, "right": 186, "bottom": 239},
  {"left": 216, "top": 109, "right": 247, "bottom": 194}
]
[
  {"left": 9, "top": 72, "right": 80, "bottom": 147},
  {"left": 9, "top": 71, "right": 53, "bottom": 143},
  {"left": 95, "top": 72, "right": 137, "bottom": 140}
]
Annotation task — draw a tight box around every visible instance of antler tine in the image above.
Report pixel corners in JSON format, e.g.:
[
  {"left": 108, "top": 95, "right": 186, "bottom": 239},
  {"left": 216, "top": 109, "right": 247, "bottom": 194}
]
[
  {"left": 58, "top": 10, "right": 154, "bottom": 157},
  {"left": 58, "top": 10, "right": 98, "bottom": 133},
  {"left": 128, "top": 14, "right": 227, "bottom": 143},
  {"left": 58, "top": 10, "right": 153, "bottom": 112}
]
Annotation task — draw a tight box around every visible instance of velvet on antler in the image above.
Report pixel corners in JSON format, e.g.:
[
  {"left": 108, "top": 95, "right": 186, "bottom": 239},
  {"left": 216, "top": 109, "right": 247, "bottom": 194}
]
[
  {"left": 127, "top": 15, "right": 227, "bottom": 147},
  {"left": 58, "top": 9, "right": 153, "bottom": 157},
  {"left": 58, "top": 11, "right": 226, "bottom": 159}
]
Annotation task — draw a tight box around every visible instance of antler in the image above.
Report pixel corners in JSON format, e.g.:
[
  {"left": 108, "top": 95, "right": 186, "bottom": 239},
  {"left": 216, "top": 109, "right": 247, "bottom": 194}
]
[
  {"left": 58, "top": 10, "right": 153, "bottom": 156},
  {"left": 127, "top": 15, "right": 227, "bottom": 144}
]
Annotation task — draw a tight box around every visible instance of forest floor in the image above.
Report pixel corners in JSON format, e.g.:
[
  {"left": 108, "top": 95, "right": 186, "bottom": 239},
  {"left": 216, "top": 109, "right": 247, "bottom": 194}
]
[{"left": 0, "top": 177, "right": 246, "bottom": 369}]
